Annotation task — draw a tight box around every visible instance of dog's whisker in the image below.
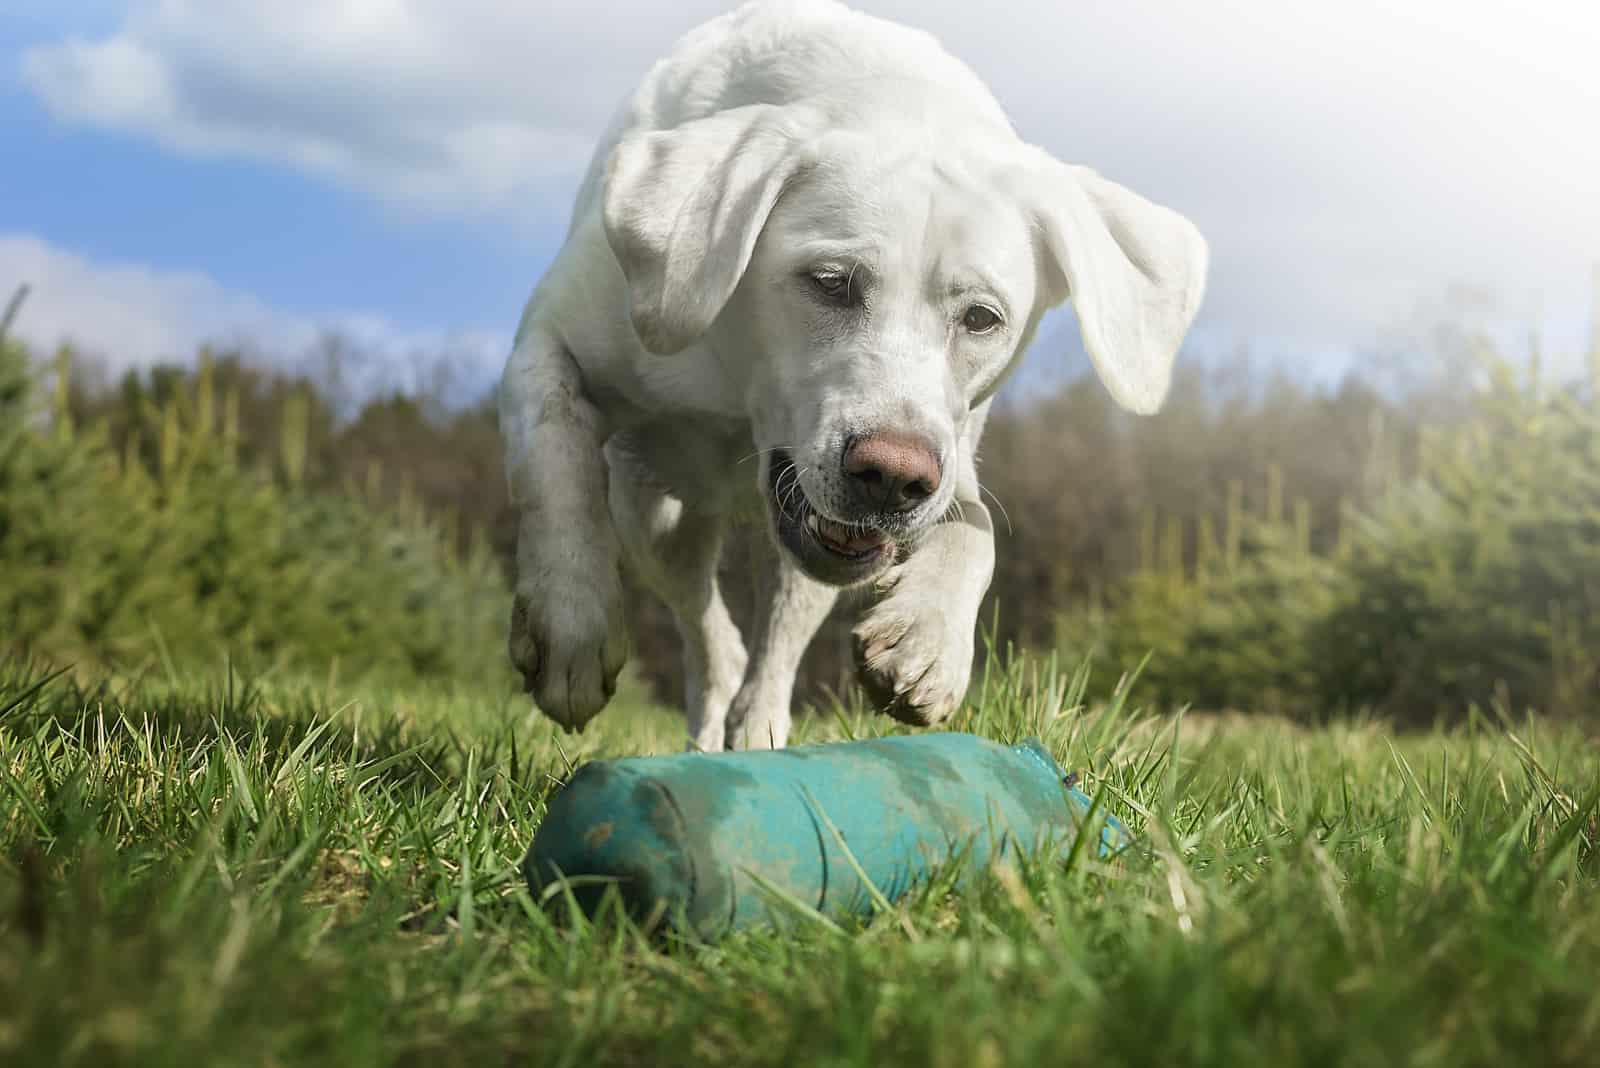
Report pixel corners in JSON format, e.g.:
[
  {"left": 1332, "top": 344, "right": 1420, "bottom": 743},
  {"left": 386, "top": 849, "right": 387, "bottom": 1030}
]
[
  {"left": 738, "top": 444, "right": 802, "bottom": 467},
  {"left": 777, "top": 463, "right": 809, "bottom": 519},
  {"left": 979, "top": 482, "right": 1013, "bottom": 537},
  {"left": 789, "top": 468, "right": 812, "bottom": 518}
]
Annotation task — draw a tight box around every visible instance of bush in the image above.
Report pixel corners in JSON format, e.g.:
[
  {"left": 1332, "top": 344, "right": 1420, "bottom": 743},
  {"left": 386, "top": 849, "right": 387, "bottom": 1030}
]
[
  {"left": 0, "top": 341, "right": 513, "bottom": 687},
  {"left": 1064, "top": 356, "right": 1600, "bottom": 724},
  {"left": 1059, "top": 501, "right": 1339, "bottom": 715},
  {"left": 1312, "top": 364, "right": 1600, "bottom": 722}
]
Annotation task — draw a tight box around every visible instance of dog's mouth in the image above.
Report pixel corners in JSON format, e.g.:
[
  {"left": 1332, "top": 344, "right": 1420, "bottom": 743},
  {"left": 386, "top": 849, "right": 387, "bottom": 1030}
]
[{"left": 767, "top": 449, "right": 895, "bottom": 583}]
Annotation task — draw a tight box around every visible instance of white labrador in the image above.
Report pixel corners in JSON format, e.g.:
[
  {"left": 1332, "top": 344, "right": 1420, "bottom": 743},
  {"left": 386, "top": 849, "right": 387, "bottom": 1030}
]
[{"left": 500, "top": 0, "right": 1207, "bottom": 751}]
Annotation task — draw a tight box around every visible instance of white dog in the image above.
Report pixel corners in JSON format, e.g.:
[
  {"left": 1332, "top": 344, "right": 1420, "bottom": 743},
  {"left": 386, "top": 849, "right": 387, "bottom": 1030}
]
[{"left": 500, "top": 0, "right": 1207, "bottom": 751}]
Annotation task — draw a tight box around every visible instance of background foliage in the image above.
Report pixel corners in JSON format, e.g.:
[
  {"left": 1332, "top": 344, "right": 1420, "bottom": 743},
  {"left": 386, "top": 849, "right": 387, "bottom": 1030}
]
[
  {"left": 6, "top": 283, "right": 1598, "bottom": 724},
  {"left": 1, "top": 330, "right": 512, "bottom": 689}
]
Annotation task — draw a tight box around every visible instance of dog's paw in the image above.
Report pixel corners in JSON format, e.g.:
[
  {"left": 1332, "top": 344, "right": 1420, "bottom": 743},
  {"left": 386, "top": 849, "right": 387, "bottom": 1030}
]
[
  {"left": 723, "top": 690, "right": 790, "bottom": 751},
  {"left": 852, "top": 588, "right": 974, "bottom": 726},
  {"left": 509, "top": 581, "right": 628, "bottom": 732}
]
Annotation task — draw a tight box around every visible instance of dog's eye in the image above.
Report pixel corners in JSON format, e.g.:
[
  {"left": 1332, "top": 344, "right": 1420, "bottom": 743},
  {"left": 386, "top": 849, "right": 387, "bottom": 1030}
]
[
  {"left": 811, "top": 270, "right": 850, "bottom": 302},
  {"left": 962, "top": 305, "right": 1002, "bottom": 334}
]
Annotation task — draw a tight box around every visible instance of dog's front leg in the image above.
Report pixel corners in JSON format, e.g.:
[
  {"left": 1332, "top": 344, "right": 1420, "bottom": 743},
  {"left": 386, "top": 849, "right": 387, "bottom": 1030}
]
[
  {"left": 500, "top": 326, "right": 628, "bottom": 731},
  {"left": 724, "top": 543, "right": 838, "bottom": 751},
  {"left": 853, "top": 462, "right": 995, "bottom": 727}
]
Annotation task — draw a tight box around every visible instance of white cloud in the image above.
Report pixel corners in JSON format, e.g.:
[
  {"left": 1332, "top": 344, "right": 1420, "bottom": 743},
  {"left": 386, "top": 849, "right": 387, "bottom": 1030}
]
[
  {"left": 17, "top": 0, "right": 1600, "bottom": 364},
  {"left": 0, "top": 234, "right": 509, "bottom": 401},
  {"left": 19, "top": 1, "right": 724, "bottom": 214}
]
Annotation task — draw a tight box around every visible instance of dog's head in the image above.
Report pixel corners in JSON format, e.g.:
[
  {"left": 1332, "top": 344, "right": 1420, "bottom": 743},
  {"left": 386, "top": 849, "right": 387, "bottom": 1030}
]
[{"left": 602, "top": 94, "right": 1207, "bottom": 586}]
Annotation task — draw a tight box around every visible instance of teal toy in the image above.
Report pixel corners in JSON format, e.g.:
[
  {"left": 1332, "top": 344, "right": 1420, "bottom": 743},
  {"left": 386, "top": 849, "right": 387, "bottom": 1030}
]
[{"left": 523, "top": 732, "right": 1132, "bottom": 939}]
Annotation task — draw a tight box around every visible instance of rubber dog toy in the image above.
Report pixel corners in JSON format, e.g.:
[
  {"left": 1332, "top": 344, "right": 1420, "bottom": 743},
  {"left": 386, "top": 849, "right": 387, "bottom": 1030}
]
[{"left": 523, "top": 732, "right": 1132, "bottom": 939}]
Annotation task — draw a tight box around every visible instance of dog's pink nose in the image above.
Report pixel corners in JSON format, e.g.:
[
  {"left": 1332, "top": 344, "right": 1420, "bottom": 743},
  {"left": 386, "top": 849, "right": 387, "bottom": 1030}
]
[{"left": 842, "top": 432, "right": 941, "bottom": 512}]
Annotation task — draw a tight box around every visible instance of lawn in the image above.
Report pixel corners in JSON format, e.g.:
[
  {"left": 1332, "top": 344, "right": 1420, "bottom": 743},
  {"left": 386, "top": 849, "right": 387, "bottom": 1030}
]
[{"left": 2, "top": 652, "right": 1597, "bottom": 1067}]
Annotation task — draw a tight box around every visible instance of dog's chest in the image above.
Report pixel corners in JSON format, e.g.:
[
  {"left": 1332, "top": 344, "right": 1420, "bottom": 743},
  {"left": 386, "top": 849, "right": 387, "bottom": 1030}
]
[{"left": 607, "top": 418, "right": 765, "bottom": 518}]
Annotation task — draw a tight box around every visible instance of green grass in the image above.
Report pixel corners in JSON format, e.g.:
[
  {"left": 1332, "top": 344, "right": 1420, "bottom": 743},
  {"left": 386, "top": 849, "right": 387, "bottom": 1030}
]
[{"left": 2, "top": 652, "right": 1598, "bottom": 1068}]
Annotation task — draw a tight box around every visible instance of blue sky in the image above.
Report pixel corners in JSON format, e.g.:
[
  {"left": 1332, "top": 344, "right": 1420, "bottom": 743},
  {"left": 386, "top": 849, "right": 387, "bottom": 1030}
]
[{"left": 3, "top": 1, "right": 1597, "bottom": 403}]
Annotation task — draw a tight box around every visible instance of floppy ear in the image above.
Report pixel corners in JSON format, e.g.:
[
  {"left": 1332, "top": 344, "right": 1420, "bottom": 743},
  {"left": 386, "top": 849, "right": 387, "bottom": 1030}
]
[
  {"left": 602, "top": 105, "right": 815, "bottom": 355},
  {"left": 1027, "top": 156, "right": 1208, "bottom": 414}
]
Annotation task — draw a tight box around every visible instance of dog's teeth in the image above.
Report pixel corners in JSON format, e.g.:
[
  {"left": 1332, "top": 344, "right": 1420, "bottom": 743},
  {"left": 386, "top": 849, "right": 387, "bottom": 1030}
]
[{"left": 805, "top": 514, "right": 821, "bottom": 535}]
